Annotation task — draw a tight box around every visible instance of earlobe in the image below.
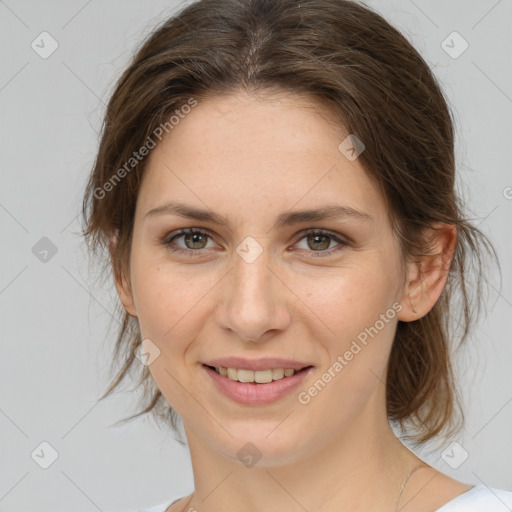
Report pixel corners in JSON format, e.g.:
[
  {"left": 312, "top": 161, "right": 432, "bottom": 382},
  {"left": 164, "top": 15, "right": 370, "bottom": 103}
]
[
  {"left": 109, "top": 230, "right": 138, "bottom": 317},
  {"left": 397, "top": 224, "right": 457, "bottom": 322},
  {"left": 114, "top": 270, "right": 138, "bottom": 318}
]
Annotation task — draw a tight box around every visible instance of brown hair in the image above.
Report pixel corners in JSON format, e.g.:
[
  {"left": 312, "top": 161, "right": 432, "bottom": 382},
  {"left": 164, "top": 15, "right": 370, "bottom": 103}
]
[{"left": 82, "top": 0, "right": 496, "bottom": 445}]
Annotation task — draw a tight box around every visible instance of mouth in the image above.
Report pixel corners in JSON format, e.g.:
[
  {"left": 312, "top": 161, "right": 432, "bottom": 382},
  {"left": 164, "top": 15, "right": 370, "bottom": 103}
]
[
  {"left": 202, "top": 363, "right": 315, "bottom": 405},
  {"left": 203, "top": 364, "right": 313, "bottom": 384}
]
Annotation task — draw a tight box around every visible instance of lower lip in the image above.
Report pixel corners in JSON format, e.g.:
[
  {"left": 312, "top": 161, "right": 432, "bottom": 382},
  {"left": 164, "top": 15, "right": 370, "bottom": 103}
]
[{"left": 203, "top": 364, "right": 314, "bottom": 405}]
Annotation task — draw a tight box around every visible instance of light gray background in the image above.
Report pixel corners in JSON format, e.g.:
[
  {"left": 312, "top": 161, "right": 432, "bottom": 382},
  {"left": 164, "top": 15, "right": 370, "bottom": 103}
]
[{"left": 1, "top": 1, "right": 511, "bottom": 511}]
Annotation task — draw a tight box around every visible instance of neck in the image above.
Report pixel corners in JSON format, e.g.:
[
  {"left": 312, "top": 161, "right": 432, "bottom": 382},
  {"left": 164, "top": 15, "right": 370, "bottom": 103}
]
[{"left": 182, "top": 391, "right": 422, "bottom": 512}]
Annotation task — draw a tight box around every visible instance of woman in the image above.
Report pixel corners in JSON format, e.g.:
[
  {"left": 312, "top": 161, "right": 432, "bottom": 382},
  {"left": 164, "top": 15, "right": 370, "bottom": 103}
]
[{"left": 82, "top": 0, "right": 511, "bottom": 510}]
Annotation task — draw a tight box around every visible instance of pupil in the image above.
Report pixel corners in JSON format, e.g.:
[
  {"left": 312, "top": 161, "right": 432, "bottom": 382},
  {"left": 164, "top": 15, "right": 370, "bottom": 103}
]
[
  {"left": 186, "top": 232, "right": 206, "bottom": 249},
  {"left": 309, "top": 234, "right": 329, "bottom": 250}
]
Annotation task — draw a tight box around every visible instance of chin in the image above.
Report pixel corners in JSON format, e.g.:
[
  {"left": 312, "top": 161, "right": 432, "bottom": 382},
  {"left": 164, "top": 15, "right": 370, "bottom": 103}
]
[{"left": 209, "top": 421, "right": 309, "bottom": 468}]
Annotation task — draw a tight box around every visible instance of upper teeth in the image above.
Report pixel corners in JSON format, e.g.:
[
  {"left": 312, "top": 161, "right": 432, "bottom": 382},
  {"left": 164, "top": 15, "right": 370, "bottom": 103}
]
[{"left": 215, "top": 367, "right": 297, "bottom": 383}]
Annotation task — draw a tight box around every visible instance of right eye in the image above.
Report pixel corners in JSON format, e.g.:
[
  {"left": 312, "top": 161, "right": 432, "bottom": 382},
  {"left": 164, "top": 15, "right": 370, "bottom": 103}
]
[{"left": 161, "top": 228, "right": 217, "bottom": 256}]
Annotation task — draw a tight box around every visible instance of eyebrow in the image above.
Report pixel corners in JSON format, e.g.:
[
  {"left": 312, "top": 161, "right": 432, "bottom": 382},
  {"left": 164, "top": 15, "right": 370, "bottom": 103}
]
[{"left": 144, "top": 200, "right": 373, "bottom": 229}]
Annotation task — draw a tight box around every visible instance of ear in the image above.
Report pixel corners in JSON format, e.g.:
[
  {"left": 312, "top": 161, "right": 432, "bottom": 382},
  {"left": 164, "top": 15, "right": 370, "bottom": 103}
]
[
  {"left": 397, "top": 223, "right": 457, "bottom": 322},
  {"left": 109, "top": 230, "right": 138, "bottom": 317}
]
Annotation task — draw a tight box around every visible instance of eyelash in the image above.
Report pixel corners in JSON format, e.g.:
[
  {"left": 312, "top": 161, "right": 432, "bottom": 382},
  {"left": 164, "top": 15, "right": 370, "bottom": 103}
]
[{"left": 160, "top": 228, "right": 349, "bottom": 258}]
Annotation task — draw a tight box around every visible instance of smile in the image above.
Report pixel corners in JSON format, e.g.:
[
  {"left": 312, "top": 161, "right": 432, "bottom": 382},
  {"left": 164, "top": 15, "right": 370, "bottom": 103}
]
[
  {"left": 202, "top": 364, "right": 314, "bottom": 405},
  {"left": 210, "top": 365, "right": 305, "bottom": 383}
]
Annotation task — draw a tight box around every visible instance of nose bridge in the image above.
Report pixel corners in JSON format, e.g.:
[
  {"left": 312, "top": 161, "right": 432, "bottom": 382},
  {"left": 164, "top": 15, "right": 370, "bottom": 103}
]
[
  {"left": 233, "top": 246, "right": 271, "bottom": 301},
  {"left": 219, "top": 237, "right": 290, "bottom": 341}
]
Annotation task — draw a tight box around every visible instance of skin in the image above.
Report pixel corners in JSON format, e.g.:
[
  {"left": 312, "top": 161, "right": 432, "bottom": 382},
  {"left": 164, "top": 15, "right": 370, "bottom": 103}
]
[{"left": 114, "top": 90, "right": 471, "bottom": 511}]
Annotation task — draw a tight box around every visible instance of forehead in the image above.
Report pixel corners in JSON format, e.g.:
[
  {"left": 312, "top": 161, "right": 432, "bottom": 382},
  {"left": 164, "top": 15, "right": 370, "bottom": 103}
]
[{"left": 136, "top": 91, "right": 387, "bottom": 225}]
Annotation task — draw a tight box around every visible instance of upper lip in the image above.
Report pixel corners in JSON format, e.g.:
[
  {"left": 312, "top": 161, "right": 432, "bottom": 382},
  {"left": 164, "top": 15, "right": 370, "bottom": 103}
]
[{"left": 203, "top": 357, "right": 313, "bottom": 371}]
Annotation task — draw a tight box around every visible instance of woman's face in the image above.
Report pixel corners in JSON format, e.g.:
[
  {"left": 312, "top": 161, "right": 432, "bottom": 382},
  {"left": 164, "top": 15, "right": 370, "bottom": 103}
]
[{"left": 117, "top": 91, "right": 411, "bottom": 466}]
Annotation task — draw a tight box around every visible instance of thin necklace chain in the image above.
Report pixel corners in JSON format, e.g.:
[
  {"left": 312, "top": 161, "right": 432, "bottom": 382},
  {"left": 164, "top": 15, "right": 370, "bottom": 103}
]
[
  {"left": 395, "top": 463, "right": 428, "bottom": 511},
  {"left": 174, "top": 462, "right": 429, "bottom": 512}
]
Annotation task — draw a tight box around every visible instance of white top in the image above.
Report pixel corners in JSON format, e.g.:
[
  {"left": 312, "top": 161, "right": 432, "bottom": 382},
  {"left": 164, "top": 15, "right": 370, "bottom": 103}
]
[{"left": 137, "top": 486, "right": 512, "bottom": 512}]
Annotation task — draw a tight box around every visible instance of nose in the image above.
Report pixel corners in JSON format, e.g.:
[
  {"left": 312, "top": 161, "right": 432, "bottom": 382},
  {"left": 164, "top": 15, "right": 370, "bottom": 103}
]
[{"left": 215, "top": 242, "right": 292, "bottom": 342}]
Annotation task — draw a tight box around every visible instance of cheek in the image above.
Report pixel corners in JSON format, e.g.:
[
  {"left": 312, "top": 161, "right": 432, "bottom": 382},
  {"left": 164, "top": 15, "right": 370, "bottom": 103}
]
[
  {"left": 131, "top": 258, "right": 203, "bottom": 337},
  {"left": 296, "top": 259, "right": 401, "bottom": 342},
  {"left": 294, "top": 258, "right": 401, "bottom": 396},
  {"left": 294, "top": 296, "right": 398, "bottom": 441},
  {"left": 129, "top": 262, "right": 214, "bottom": 413}
]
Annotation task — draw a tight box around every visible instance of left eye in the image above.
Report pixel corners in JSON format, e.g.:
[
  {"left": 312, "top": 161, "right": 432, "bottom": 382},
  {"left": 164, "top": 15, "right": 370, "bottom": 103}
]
[{"left": 293, "top": 230, "right": 348, "bottom": 256}]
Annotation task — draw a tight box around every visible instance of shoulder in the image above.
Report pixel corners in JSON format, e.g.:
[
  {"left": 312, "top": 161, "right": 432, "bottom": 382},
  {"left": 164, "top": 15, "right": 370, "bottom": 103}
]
[
  {"left": 137, "top": 497, "right": 180, "bottom": 512},
  {"left": 137, "top": 487, "right": 512, "bottom": 512},
  {"left": 436, "top": 486, "right": 512, "bottom": 511}
]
